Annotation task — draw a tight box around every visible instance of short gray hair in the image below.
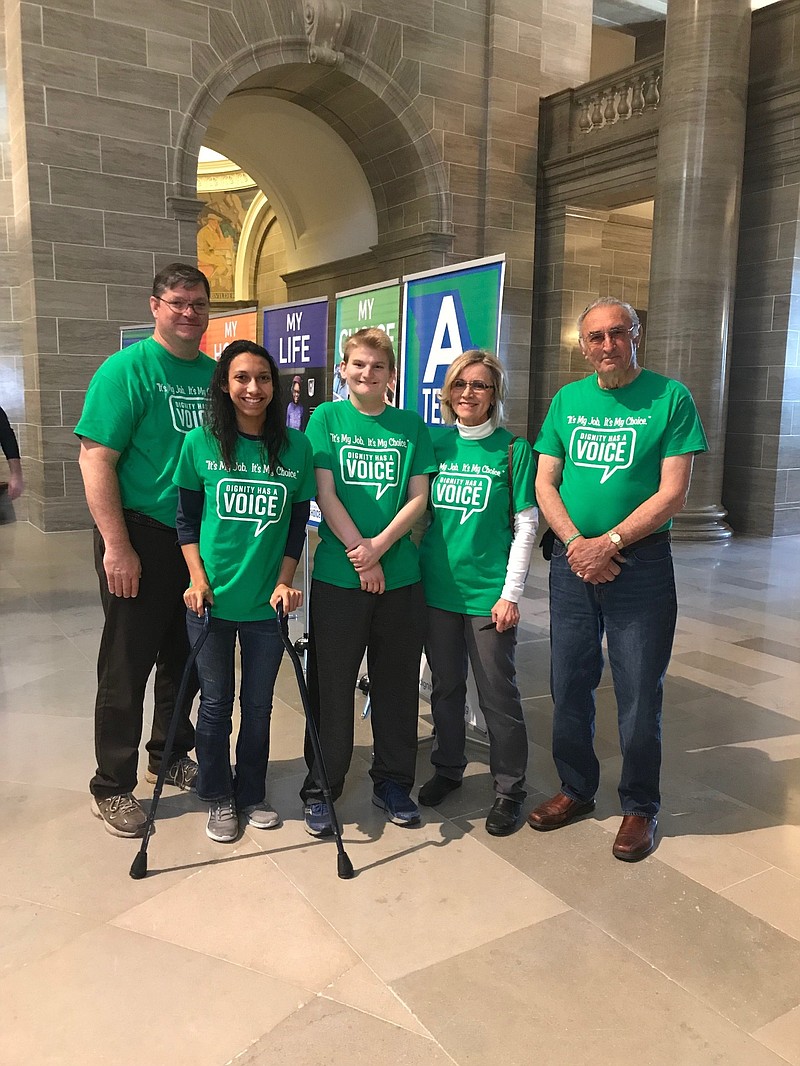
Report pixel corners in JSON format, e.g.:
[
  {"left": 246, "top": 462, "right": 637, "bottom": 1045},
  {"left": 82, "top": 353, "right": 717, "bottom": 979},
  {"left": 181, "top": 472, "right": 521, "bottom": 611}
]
[{"left": 578, "top": 297, "right": 640, "bottom": 338}]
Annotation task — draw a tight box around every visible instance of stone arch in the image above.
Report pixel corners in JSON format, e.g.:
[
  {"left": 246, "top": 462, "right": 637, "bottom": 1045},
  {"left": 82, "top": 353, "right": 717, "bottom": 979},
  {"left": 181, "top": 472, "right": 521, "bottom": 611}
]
[{"left": 169, "top": 34, "right": 452, "bottom": 274}]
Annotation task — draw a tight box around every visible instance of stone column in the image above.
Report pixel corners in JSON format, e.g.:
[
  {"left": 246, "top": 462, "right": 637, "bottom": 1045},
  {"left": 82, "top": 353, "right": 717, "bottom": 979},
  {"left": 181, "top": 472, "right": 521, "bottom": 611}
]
[{"left": 645, "top": 0, "right": 751, "bottom": 539}]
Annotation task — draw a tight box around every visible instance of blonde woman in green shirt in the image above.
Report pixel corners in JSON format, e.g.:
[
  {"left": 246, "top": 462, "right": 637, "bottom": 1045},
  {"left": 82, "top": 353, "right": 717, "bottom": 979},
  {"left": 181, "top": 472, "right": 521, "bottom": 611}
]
[{"left": 419, "top": 351, "right": 537, "bottom": 836}]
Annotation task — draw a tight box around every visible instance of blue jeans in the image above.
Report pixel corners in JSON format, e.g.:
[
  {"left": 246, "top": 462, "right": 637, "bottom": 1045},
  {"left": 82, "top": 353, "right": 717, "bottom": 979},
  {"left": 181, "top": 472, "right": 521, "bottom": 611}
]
[
  {"left": 187, "top": 611, "right": 284, "bottom": 808},
  {"left": 548, "top": 538, "right": 677, "bottom": 818}
]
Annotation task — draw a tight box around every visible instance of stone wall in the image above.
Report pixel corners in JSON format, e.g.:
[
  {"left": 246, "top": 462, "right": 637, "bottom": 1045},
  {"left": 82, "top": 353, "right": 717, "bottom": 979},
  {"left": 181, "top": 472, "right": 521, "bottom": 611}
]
[
  {"left": 4, "top": 0, "right": 593, "bottom": 529},
  {"left": 0, "top": 0, "right": 25, "bottom": 519},
  {"left": 723, "top": 0, "right": 800, "bottom": 535}
]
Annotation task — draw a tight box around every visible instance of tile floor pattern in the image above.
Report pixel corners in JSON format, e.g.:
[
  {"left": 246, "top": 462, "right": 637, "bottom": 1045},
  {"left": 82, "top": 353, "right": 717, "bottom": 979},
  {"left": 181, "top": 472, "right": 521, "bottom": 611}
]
[{"left": 1, "top": 521, "right": 799, "bottom": 1065}]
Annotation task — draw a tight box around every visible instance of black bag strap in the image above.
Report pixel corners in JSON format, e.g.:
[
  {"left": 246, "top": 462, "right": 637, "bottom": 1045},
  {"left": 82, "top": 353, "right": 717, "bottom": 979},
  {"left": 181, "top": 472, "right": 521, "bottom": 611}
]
[{"left": 507, "top": 436, "right": 519, "bottom": 532}]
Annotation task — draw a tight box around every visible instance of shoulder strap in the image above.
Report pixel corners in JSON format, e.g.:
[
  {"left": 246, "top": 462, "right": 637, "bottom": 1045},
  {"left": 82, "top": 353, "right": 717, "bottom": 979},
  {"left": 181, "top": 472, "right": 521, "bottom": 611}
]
[{"left": 507, "top": 435, "right": 519, "bottom": 532}]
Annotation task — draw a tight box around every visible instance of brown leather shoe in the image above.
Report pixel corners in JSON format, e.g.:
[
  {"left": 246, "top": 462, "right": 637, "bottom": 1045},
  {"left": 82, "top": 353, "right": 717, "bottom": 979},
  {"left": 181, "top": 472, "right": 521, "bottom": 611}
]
[
  {"left": 612, "top": 814, "right": 657, "bottom": 862},
  {"left": 527, "top": 791, "right": 596, "bottom": 831}
]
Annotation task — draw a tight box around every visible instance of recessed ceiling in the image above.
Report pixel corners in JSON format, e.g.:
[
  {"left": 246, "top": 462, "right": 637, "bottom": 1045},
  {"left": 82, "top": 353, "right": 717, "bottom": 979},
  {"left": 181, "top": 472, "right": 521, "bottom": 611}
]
[
  {"left": 595, "top": 0, "right": 782, "bottom": 29},
  {"left": 593, "top": 1, "right": 666, "bottom": 30}
]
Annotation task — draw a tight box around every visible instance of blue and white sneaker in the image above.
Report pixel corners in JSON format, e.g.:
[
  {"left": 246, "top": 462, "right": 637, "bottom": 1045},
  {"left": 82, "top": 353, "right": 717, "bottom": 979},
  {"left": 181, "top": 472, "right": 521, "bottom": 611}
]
[
  {"left": 304, "top": 801, "right": 333, "bottom": 837},
  {"left": 372, "top": 781, "right": 421, "bottom": 826}
]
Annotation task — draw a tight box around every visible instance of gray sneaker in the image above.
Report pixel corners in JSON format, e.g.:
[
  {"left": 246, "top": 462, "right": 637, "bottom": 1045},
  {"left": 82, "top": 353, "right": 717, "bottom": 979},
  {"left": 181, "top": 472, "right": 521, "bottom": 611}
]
[
  {"left": 91, "top": 793, "right": 147, "bottom": 837},
  {"left": 241, "top": 801, "right": 281, "bottom": 830},
  {"left": 145, "top": 756, "right": 198, "bottom": 791},
  {"left": 206, "top": 797, "right": 238, "bottom": 843}
]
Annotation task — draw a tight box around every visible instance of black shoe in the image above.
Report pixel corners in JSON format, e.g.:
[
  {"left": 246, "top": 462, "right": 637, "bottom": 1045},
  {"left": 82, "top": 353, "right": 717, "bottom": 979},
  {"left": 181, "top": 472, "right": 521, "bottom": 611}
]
[
  {"left": 418, "top": 773, "right": 462, "bottom": 807},
  {"left": 486, "top": 796, "right": 522, "bottom": 836}
]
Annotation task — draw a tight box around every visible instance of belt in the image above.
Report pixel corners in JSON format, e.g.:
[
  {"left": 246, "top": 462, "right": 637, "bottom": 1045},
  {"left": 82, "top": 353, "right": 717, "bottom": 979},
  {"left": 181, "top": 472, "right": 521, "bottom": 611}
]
[
  {"left": 123, "top": 509, "right": 175, "bottom": 533},
  {"left": 555, "top": 530, "right": 671, "bottom": 552},
  {"left": 620, "top": 531, "right": 671, "bottom": 552}
]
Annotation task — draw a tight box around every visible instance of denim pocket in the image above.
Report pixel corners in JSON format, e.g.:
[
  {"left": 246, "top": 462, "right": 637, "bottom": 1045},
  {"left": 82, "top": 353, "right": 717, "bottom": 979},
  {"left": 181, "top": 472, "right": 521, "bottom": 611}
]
[
  {"left": 551, "top": 539, "right": 567, "bottom": 560},
  {"left": 629, "top": 541, "right": 671, "bottom": 563}
]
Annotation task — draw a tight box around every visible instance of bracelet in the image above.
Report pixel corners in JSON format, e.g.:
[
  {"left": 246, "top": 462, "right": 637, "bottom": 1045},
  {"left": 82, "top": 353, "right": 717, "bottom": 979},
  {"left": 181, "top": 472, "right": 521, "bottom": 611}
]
[{"left": 564, "top": 532, "right": 582, "bottom": 548}]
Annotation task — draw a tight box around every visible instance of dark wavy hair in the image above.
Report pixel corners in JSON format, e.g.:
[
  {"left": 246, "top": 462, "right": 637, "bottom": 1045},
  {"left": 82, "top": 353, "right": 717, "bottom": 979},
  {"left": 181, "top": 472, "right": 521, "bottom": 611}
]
[{"left": 207, "top": 340, "right": 288, "bottom": 473}]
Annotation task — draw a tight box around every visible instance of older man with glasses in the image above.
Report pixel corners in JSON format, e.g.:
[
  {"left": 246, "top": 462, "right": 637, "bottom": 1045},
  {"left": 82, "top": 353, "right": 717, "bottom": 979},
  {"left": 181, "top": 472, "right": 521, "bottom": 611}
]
[
  {"left": 76, "top": 263, "right": 215, "bottom": 837},
  {"left": 529, "top": 296, "right": 708, "bottom": 861}
]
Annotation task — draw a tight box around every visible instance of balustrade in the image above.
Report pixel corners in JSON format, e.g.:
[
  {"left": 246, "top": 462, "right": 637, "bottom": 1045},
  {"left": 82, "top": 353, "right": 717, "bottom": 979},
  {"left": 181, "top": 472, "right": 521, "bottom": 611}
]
[{"left": 576, "top": 62, "right": 662, "bottom": 134}]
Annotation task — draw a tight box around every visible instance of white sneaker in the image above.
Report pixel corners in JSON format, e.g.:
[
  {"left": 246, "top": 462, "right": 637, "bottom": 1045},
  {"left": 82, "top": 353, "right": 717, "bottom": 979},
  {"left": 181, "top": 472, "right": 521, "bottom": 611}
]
[
  {"left": 206, "top": 797, "right": 238, "bottom": 842},
  {"left": 241, "top": 801, "right": 281, "bottom": 830}
]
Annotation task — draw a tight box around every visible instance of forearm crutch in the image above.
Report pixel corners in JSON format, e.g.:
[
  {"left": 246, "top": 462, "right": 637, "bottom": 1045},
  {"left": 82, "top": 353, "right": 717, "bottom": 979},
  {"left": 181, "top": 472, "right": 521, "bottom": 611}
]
[
  {"left": 276, "top": 602, "right": 354, "bottom": 880},
  {"left": 130, "top": 604, "right": 210, "bottom": 880}
]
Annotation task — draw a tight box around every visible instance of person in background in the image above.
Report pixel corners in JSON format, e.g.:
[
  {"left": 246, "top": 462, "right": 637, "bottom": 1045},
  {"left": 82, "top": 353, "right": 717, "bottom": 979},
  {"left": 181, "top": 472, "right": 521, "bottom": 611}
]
[
  {"left": 76, "top": 263, "right": 215, "bottom": 838},
  {"left": 300, "top": 327, "right": 436, "bottom": 836},
  {"left": 418, "top": 351, "right": 537, "bottom": 835},
  {"left": 0, "top": 405, "right": 24, "bottom": 509},
  {"left": 175, "top": 340, "right": 314, "bottom": 842},
  {"left": 286, "top": 375, "right": 305, "bottom": 430}
]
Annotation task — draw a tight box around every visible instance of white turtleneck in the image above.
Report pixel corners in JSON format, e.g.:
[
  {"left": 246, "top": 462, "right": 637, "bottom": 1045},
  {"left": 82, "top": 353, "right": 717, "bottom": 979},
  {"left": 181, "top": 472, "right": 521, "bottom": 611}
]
[{"left": 455, "top": 419, "right": 538, "bottom": 603}]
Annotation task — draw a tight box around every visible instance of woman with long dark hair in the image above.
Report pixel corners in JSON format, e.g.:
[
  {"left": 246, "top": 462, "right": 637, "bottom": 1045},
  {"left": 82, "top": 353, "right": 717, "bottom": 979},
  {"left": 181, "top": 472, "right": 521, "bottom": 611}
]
[{"left": 174, "top": 340, "right": 315, "bottom": 842}]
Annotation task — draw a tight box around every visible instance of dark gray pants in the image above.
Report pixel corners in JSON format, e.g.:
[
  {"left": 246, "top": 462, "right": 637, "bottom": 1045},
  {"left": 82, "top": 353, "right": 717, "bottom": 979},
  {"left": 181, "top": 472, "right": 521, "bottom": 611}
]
[{"left": 426, "top": 606, "right": 527, "bottom": 801}]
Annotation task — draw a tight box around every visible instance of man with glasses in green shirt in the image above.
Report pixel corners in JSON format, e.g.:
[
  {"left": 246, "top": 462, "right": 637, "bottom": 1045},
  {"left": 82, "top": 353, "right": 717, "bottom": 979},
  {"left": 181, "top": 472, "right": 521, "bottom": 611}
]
[
  {"left": 76, "top": 263, "right": 215, "bottom": 837},
  {"left": 530, "top": 297, "right": 708, "bottom": 862}
]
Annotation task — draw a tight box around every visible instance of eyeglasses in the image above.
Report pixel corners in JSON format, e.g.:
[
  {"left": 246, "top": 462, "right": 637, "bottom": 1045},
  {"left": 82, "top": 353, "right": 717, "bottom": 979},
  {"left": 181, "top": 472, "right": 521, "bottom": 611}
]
[
  {"left": 451, "top": 379, "right": 495, "bottom": 393},
  {"left": 583, "top": 326, "right": 635, "bottom": 349},
  {"left": 156, "top": 297, "right": 210, "bottom": 315}
]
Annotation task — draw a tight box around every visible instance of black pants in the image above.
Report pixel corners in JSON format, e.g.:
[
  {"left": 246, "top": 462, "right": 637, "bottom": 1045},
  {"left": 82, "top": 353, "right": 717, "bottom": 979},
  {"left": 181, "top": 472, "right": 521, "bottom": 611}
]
[
  {"left": 300, "top": 580, "right": 426, "bottom": 803},
  {"left": 89, "top": 519, "right": 195, "bottom": 799}
]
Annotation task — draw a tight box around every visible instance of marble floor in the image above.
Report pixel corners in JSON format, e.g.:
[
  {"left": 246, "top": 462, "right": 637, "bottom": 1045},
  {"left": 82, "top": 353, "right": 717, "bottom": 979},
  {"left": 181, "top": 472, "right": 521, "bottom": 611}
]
[{"left": 1, "top": 519, "right": 799, "bottom": 1066}]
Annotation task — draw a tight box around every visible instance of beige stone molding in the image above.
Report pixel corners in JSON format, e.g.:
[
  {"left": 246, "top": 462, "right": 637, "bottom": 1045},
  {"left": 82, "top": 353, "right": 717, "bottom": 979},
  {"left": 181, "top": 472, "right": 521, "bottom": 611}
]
[{"left": 303, "top": 0, "right": 351, "bottom": 66}]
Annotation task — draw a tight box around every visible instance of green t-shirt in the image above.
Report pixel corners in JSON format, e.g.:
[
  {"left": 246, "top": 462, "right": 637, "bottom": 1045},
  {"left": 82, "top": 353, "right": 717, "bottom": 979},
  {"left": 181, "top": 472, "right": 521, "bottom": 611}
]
[
  {"left": 173, "top": 427, "right": 315, "bottom": 621},
  {"left": 74, "top": 336, "right": 215, "bottom": 526},
  {"left": 534, "top": 368, "right": 708, "bottom": 537},
  {"left": 305, "top": 401, "right": 437, "bottom": 590},
  {"left": 420, "top": 426, "right": 536, "bottom": 615}
]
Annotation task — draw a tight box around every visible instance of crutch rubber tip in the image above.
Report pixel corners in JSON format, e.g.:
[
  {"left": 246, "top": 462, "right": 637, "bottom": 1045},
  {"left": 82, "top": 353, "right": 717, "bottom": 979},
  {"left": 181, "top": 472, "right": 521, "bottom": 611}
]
[
  {"left": 337, "top": 853, "right": 355, "bottom": 879},
  {"left": 129, "top": 852, "right": 148, "bottom": 880}
]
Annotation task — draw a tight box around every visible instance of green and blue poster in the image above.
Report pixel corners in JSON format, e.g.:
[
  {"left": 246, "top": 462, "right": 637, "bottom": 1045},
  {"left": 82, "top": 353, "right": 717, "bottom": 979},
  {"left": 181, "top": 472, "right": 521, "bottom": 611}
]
[
  {"left": 400, "top": 256, "right": 505, "bottom": 425},
  {"left": 333, "top": 280, "right": 401, "bottom": 402}
]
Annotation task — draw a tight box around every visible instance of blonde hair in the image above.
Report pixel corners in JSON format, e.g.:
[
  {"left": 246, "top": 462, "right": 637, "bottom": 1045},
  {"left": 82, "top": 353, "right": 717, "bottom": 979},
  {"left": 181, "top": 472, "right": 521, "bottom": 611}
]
[
  {"left": 342, "top": 327, "right": 396, "bottom": 373},
  {"left": 439, "top": 350, "right": 506, "bottom": 429}
]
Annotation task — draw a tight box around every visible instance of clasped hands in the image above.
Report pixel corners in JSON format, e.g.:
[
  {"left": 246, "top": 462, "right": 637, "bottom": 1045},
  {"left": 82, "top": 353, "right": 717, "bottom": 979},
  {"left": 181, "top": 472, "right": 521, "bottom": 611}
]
[
  {"left": 346, "top": 537, "right": 385, "bottom": 595},
  {"left": 567, "top": 535, "right": 624, "bottom": 585}
]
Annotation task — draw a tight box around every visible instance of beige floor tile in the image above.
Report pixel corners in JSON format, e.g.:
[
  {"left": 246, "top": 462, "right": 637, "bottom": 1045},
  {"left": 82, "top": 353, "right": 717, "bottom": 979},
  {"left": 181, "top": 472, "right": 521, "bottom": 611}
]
[
  {"left": 0, "top": 895, "right": 96, "bottom": 978},
  {"left": 0, "top": 710, "right": 94, "bottom": 791},
  {"left": 0, "top": 924, "right": 312, "bottom": 1066},
  {"left": 469, "top": 813, "right": 800, "bottom": 1031},
  {"left": 265, "top": 779, "right": 568, "bottom": 983},
  {"left": 754, "top": 1003, "right": 800, "bottom": 1066},
  {"left": 235, "top": 996, "right": 453, "bottom": 1065},
  {"left": 112, "top": 840, "right": 361, "bottom": 990},
  {"left": 394, "top": 911, "right": 788, "bottom": 1066},
  {"left": 710, "top": 818, "right": 800, "bottom": 879},
  {"left": 654, "top": 828, "right": 773, "bottom": 892},
  {"left": 2, "top": 795, "right": 263, "bottom": 921},
  {"left": 323, "top": 961, "right": 433, "bottom": 1037},
  {"left": 721, "top": 867, "right": 800, "bottom": 941},
  {"left": 2, "top": 662, "right": 97, "bottom": 717},
  {"left": 0, "top": 780, "right": 88, "bottom": 843}
]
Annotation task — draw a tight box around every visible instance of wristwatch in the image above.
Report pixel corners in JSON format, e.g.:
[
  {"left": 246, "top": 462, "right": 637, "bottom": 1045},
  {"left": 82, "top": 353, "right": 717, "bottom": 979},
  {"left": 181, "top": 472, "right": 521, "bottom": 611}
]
[{"left": 607, "top": 530, "right": 623, "bottom": 548}]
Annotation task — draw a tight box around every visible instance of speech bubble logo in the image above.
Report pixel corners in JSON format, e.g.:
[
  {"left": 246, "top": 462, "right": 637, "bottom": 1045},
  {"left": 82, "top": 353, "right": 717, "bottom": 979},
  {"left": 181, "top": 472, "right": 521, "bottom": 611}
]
[
  {"left": 432, "top": 472, "right": 491, "bottom": 524},
  {"left": 569, "top": 427, "right": 636, "bottom": 484},
  {"left": 168, "top": 394, "right": 206, "bottom": 434},
  {"left": 340, "top": 446, "right": 401, "bottom": 501},
  {"left": 216, "top": 479, "right": 287, "bottom": 537}
]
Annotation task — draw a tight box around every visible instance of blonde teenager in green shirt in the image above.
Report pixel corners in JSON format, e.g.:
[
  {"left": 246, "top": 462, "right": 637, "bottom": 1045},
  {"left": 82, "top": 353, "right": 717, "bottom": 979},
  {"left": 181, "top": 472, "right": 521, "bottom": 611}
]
[{"left": 300, "top": 328, "right": 436, "bottom": 836}]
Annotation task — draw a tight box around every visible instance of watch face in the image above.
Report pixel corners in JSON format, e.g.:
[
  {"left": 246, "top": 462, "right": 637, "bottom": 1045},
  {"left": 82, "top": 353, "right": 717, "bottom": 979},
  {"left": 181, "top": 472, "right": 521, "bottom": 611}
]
[{"left": 609, "top": 531, "right": 621, "bottom": 545}]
